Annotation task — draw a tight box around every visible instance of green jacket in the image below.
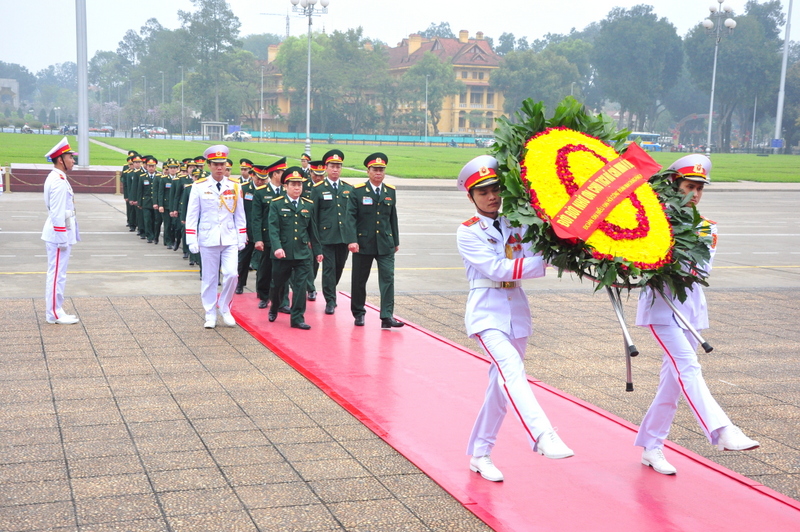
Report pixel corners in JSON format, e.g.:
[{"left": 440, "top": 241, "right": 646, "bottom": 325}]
[
  {"left": 350, "top": 181, "right": 399, "bottom": 255},
  {"left": 170, "top": 174, "right": 192, "bottom": 213},
  {"left": 241, "top": 180, "right": 255, "bottom": 240},
  {"left": 125, "top": 168, "right": 144, "bottom": 203},
  {"left": 268, "top": 195, "right": 320, "bottom": 260},
  {"left": 155, "top": 173, "right": 173, "bottom": 209},
  {"left": 135, "top": 171, "right": 159, "bottom": 207},
  {"left": 311, "top": 179, "right": 356, "bottom": 245},
  {"left": 251, "top": 183, "right": 283, "bottom": 246}
]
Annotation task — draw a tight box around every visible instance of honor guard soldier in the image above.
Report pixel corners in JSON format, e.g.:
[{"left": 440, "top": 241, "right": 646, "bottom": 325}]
[
  {"left": 267, "top": 167, "right": 323, "bottom": 329},
  {"left": 122, "top": 151, "right": 139, "bottom": 231},
  {"left": 236, "top": 159, "right": 257, "bottom": 294},
  {"left": 349, "top": 153, "right": 403, "bottom": 328},
  {"left": 252, "top": 158, "right": 287, "bottom": 308},
  {"left": 635, "top": 154, "right": 759, "bottom": 475},
  {"left": 135, "top": 155, "right": 158, "bottom": 243},
  {"left": 303, "top": 160, "right": 327, "bottom": 300},
  {"left": 457, "top": 155, "right": 573, "bottom": 483},
  {"left": 311, "top": 149, "right": 355, "bottom": 314},
  {"left": 42, "top": 137, "right": 80, "bottom": 324},
  {"left": 186, "top": 145, "right": 247, "bottom": 328}
]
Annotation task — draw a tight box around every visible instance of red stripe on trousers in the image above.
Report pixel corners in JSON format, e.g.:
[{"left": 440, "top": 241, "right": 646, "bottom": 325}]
[
  {"left": 649, "top": 325, "right": 710, "bottom": 435},
  {"left": 476, "top": 333, "right": 538, "bottom": 444},
  {"left": 52, "top": 248, "right": 60, "bottom": 319}
]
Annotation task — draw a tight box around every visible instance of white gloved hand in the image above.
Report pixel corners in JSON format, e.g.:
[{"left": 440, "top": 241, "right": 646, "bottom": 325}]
[
  {"left": 189, "top": 243, "right": 199, "bottom": 254},
  {"left": 237, "top": 242, "right": 246, "bottom": 251}
]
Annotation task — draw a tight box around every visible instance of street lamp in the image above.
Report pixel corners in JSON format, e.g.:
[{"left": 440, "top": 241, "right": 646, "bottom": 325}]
[
  {"left": 54, "top": 107, "right": 61, "bottom": 128},
  {"left": 773, "top": 0, "right": 794, "bottom": 153},
  {"left": 291, "top": 0, "right": 330, "bottom": 156},
  {"left": 159, "top": 70, "right": 165, "bottom": 128},
  {"left": 142, "top": 75, "right": 147, "bottom": 125},
  {"left": 180, "top": 66, "right": 185, "bottom": 140},
  {"left": 260, "top": 65, "right": 264, "bottom": 144},
  {"left": 424, "top": 74, "right": 429, "bottom": 146},
  {"left": 702, "top": 0, "right": 736, "bottom": 156}
]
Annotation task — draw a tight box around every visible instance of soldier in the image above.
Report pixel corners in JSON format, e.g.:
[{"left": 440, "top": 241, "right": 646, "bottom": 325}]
[
  {"left": 457, "top": 155, "right": 573, "bottom": 483},
  {"left": 170, "top": 158, "right": 194, "bottom": 255},
  {"left": 180, "top": 166, "right": 201, "bottom": 267},
  {"left": 157, "top": 159, "right": 179, "bottom": 248},
  {"left": 121, "top": 151, "right": 138, "bottom": 231},
  {"left": 236, "top": 159, "right": 257, "bottom": 294},
  {"left": 185, "top": 145, "right": 247, "bottom": 328},
  {"left": 635, "top": 154, "right": 759, "bottom": 475},
  {"left": 252, "top": 157, "right": 286, "bottom": 309},
  {"left": 300, "top": 152, "right": 312, "bottom": 179},
  {"left": 267, "top": 166, "right": 322, "bottom": 329},
  {"left": 349, "top": 152, "right": 403, "bottom": 329},
  {"left": 135, "top": 155, "right": 158, "bottom": 243},
  {"left": 126, "top": 154, "right": 145, "bottom": 236},
  {"left": 311, "top": 149, "right": 355, "bottom": 314},
  {"left": 42, "top": 137, "right": 81, "bottom": 325},
  {"left": 304, "top": 160, "right": 327, "bottom": 300},
  {"left": 152, "top": 158, "right": 171, "bottom": 246}
]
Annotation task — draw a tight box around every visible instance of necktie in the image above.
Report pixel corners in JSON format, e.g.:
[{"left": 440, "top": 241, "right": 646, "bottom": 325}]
[
  {"left": 493, "top": 219, "right": 502, "bottom": 233},
  {"left": 292, "top": 200, "right": 298, "bottom": 209},
  {"left": 375, "top": 186, "right": 380, "bottom": 197},
  {"left": 332, "top": 181, "right": 338, "bottom": 192},
  {"left": 216, "top": 182, "right": 221, "bottom": 191}
]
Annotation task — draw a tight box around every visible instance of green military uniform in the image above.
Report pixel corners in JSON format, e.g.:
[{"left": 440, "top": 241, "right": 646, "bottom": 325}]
[
  {"left": 154, "top": 159, "right": 177, "bottom": 246},
  {"left": 135, "top": 156, "right": 158, "bottom": 242},
  {"left": 311, "top": 149, "right": 356, "bottom": 312},
  {"left": 349, "top": 155, "right": 400, "bottom": 323},
  {"left": 121, "top": 152, "right": 138, "bottom": 231},
  {"left": 267, "top": 166, "right": 321, "bottom": 328},
  {"left": 170, "top": 162, "right": 194, "bottom": 254},
  {"left": 180, "top": 174, "right": 201, "bottom": 267},
  {"left": 236, "top": 159, "right": 256, "bottom": 293},
  {"left": 252, "top": 160, "right": 287, "bottom": 305}
]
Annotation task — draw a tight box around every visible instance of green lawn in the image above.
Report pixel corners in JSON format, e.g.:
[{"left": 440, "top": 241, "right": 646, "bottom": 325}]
[{"left": 2, "top": 133, "right": 798, "bottom": 182}]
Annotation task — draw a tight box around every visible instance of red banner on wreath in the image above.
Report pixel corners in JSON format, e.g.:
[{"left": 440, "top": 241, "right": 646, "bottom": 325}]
[{"left": 551, "top": 142, "right": 661, "bottom": 241}]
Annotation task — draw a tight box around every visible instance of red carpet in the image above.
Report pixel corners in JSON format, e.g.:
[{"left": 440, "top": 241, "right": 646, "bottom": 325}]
[{"left": 232, "top": 292, "right": 800, "bottom": 532}]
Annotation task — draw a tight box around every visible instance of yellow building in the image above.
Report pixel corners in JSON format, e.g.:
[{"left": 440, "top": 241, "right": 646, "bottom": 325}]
[
  {"left": 388, "top": 30, "right": 506, "bottom": 136},
  {"left": 253, "top": 44, "right": 292, "bottom": 135}
]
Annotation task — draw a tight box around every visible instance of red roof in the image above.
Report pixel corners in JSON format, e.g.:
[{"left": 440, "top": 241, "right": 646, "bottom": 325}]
[{"left": 388, "top": 36, "right": 502, "bottom": 71}]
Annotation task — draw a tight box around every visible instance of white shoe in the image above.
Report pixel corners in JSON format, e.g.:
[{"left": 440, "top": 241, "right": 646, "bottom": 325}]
[
  {"left": 469, "top": 455, "right": 504, "bottom": 482},
  {"left": 642, "top": 447, "right": 677, "bottom": 475},
  {"left": 204, "top": 318, "right": 216, "bottom": 329},
  {"left": 220, "top": 311, "right": 236, "bottom": 327},
  {"left": 535, "top": 429, "right": 574, "bottom": 459},
  {"left": 46, "top": 316, "right": 79, "bottom": 325},
  {"left": 717, "top": 425, "right": 760, "bottom": 451},
  {"left": 55, "top": 309, "right": 76, "bottom": 320}
]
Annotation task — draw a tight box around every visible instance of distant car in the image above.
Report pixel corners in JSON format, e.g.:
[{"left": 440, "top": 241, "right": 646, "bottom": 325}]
[
  {"left": 100, "top": 125, "right": 114, "bottom": 132},
  {"left": 223, "top": 131, "right": 252, "bottom": 142},
  {"left": 150, "top": 126, "right": 168, "bottom": 135}
]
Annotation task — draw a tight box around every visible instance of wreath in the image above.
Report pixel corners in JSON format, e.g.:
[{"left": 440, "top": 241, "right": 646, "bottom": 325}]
[{"left": 492, "top": 97, "right": 712, "bottom": 302}]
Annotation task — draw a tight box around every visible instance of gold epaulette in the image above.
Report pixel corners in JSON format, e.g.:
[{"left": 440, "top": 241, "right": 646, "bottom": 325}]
[
  {"left": 384, "top": 183, "right": 396, "bottom": 190},
  {"left": 301, "top": 197, "right": 313, "bottom": 203},
  {"left": 313, "top": 180, "right": 325, "bottom": 187},
  {"left": 354, "top": 182, "right": 367, "bottom": 188},
  {"left": 272, "top": 195, "right": 285, "bottom": 201},
  {"left": 462, "top": 216, "right": 480, "bottom": 226},
  {"left": 255, "top": 184, "right": 267, "bottom": 190},
  {"left": 172, "top": 176, "right": 180, "bottom": 181},
  {"left": 185, "top": 183, "right": 193, "bottom": 188},
  {"left": 196, "top": 178, "right": 207, "bottom": 183},
  {"left": 229, "top": 177, "right": 241, "bottom": 183}
]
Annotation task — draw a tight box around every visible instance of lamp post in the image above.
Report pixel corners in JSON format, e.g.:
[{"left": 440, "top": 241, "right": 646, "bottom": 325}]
[
  {"left": 142, "top": 75, "right": 147, "bottom": 126},
  {"left": 54, "top": 107, "right": 61, "bottom": 128},
  {"left": 180, "top": 66, "right": 185, "bottom": 140},
  {"left": 702, "top": 0, "right": 736, "bottom": 157},
  {"left": 425, "top": 74, "right": 429, "bottom": 146},
  {"left": 290, "top": 0, "right": 329, "bottom": 156},
  {"left": 773, "top": 0, "right": 793, "bottom": 154},
  {"left": 260, "top": 65, "right": 264, "bottom": 144},
  {"left": 159, "top": 70, "right": 165, "bottom": 129}
]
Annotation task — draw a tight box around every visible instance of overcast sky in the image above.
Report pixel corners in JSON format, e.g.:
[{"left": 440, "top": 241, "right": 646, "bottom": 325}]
[{"left": 4, "top": 0, "right": 798, "bottom": 73}]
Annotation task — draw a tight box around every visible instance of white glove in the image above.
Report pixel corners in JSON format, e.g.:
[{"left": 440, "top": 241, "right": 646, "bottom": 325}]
[
  {"left": 189, "top": 243, "right": 199, "bottom": 254},
  {"left": 57, "top": 244, "right": 69, "bottom": 252},
  {"left": 237, "top": 243, "right": 246, "bottom": 251}
]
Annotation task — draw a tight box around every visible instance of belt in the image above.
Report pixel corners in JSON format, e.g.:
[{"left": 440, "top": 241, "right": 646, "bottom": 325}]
[{"left": 470, "top": 279, "right": 520, "bottom": 289}]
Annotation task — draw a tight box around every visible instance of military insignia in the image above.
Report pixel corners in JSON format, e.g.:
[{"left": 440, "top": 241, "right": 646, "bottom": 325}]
[{"left": 462, "top": 216, "right": 480, "bottom": 226}]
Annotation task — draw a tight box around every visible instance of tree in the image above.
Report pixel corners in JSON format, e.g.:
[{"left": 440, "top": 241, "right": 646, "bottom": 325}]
[
  {"left": 402, "top": 52, "right": 462, "bottom": 135},
  {"left": 241, "top": 33, "right": 283, "bottom": 61},
  {"left": 496, "top": 33, "right": 516, "bottom": 56},
  {"left": 491, "top": 49, "right": 580, "bottom": 115},
  {"left": 417, "top": 22, "right": 455, "bottom": 39},
  {"left": 0, "top": 62, "right": 37, "bottom": 101},
  {"left": 179, "top": 0, "right": 242, "bottom": 120},
  {"left": 591, "top": 5, "right": 683, "bottom": 131},
  {"left": 685, "top": 1, "right": 783, "bottom": 151}
]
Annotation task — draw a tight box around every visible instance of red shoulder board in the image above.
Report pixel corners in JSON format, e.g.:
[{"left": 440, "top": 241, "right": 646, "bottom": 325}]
[{"left": 462, "top": 216, "right": 480, "bottom": 227}]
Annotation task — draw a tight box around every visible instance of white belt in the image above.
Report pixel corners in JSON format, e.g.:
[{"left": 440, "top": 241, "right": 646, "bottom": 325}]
[{"left": 470, "top": 279, "right": 520, "bottom": 289}]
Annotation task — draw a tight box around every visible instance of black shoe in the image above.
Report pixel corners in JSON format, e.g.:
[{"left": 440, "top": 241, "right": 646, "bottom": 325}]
[
  {"left": 235, "top": 286, "right": 243, "bottom": 295},
  {"left": 173, "top": 243, "right": 181, "bottom": 251},
  {"left": 325, "top": 302, "right": 336, "bottom": 315},
  {"left": 147, "top": 239, "right": 153, "bottom": 244},
  {"left": 268, "top": 311, "right": 277, "bottom": 322},
  {"left": 354, "top": 316, "right": 365, "bottom": 326},
  {"left": 381, "top": 318, "right": 405, "bottom": 329},
  {"left": 258, "top": 300, "right": 268, "bottom": 309},
  {"left": 278, "top": 305, "right": 291, "bottom": 314},
  {"left": 291, "top": 322, "right": 311, "bottom": 330},
  {"left": 140, "top": 235, "right": 147, "bottom": 240},
  {"left": 164, "top": 241, "right": 169, "bottom": 247},
  {"left": 307, "top": 291, "right": 316, "bottom": 301},
  {"left": 129, "top": 227, "right": 136, "bottom": 232},
  {"left": 189, "top": 260, "right": 195, "bottom": 266},
  {"left": 183, "top": 252, "right": 189, "bottom": 259},
  {"left": 153, "top": 238, "right": 158, "bottom": 245}
]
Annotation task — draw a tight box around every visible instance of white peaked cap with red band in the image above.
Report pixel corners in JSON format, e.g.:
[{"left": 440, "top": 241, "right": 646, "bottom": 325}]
[
  {"left": 668, "top": 154, "right": 711, "bottom": 183},
  {"left": 203, "top": 144, "right": 229, "bottom": 162},
  {"left": 45, "top": 137, "right": 77, "bottom": 162},
  {"left": 457, "top": 155, "right": 499, "bottom": 191}
]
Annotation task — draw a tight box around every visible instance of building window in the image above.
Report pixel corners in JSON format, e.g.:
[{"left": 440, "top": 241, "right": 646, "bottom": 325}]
[
  {"left": 461, "top": 71, "right": 468, "bottom": 79},
  {"left": 460, "top": 92, "right": 467, "bottom": 105},
  {"left": 472, "top": 72, "right": 478, "bottom": 79},
  {"left": 458, "top": 111, "right": 466, "bottom": 129},
  {"left": 486, "top": 92, "right": 494, "bottom": 106},
  {"left": 478, "top": 72, "right": 484, "bottom": 80},
  {"left": 470, "top": 91, "right": 483, "bottom": 105}
]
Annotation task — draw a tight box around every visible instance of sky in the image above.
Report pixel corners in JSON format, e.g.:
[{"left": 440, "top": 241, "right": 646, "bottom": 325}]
[{"left": 3, "top": 0, "right": 799, "bottom": 73}]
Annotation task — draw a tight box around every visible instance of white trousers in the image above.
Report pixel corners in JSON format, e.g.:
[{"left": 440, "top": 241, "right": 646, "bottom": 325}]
[
  {"left": 45, "top": 242, "right": 71, "bottom": 322},
  {"left": 635, "top": 323, "right": 731, "bottom": 450},
  {"left": 467, "top": 329, "right": 552, "bottom": 457},
  {"left": 199, "top": 244, "right": 239, "bottom": 320}
]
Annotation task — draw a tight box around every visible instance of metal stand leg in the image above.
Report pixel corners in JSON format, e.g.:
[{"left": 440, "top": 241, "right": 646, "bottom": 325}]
[
  {"left": 606, "top": 287, "right": 637, "bottom": 392},
  {"left": 657, "top": 290, "right": 714, "bottom": 353}
]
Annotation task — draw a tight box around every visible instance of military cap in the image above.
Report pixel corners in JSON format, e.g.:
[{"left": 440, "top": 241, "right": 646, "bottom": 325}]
[
  {"left": 131, "top": 154, "right": 143, "bottom": 162},
  {"left": 301, "top": 153, "right": 311, "bottom": 161},
  {"left": 265, "top": 157, "right": 287, "bottom": 175},
  {"left": 309, "top": 160, "right": 326, "bottom": 175},
  {"left": 143, "top": 155, "right": 158, "bottom": 165},
  {"left": 251, "top": 165, "right": 270, "bottom": 178},
  {"left": 322, "top": 149, "right": 344, "bottom": 165},
  {"left": 239, "top": 158, "right": 254, "bottom": 169},
  {"left": 364, "top": 152, "right": 388, "bottom": 168},
  {"left": 193, "top": 155, "right": 207, "bottom": 165},
  {"left": 203, "top": 145, "right": 229, "bottom": 162},
  {"left": 457, "top": 155, "right": 499, "bottom": 191},
  {"left": 225, "top": 159, "right": 233, "bottom": 168},
  {"left": 127, "top": 150, "right": 138, "bottom": 157},
  {"left": 46, "top": 137, "right": 77, "bottom": 161},
  {"left": 281, "top": 166, "right": 307, "bottom": 184},
  {"left": 165, "top": 158, "right": 179, "bottom": 168},
  {"left": 668, "top": 154, "right": 711, "bottom": 184}
]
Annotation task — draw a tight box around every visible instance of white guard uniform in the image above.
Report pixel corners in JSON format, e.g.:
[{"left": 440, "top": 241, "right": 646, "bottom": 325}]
[
  {"left": 185, "top": 176, "right": 247, "bottom": 321},
  {"left": 634, "top": 219, "right": 731, "bottom": 449},
  {"left": 41, "top": 168, "right": 80, "bottom": 322},
  {"left": 457, "top": 213, "right": 554, "bottom": 457}
]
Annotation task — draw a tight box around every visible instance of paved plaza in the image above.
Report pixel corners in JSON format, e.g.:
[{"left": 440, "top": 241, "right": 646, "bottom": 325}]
[{"left": 1, "top": 187, "right": 799, "bottom": 531}]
